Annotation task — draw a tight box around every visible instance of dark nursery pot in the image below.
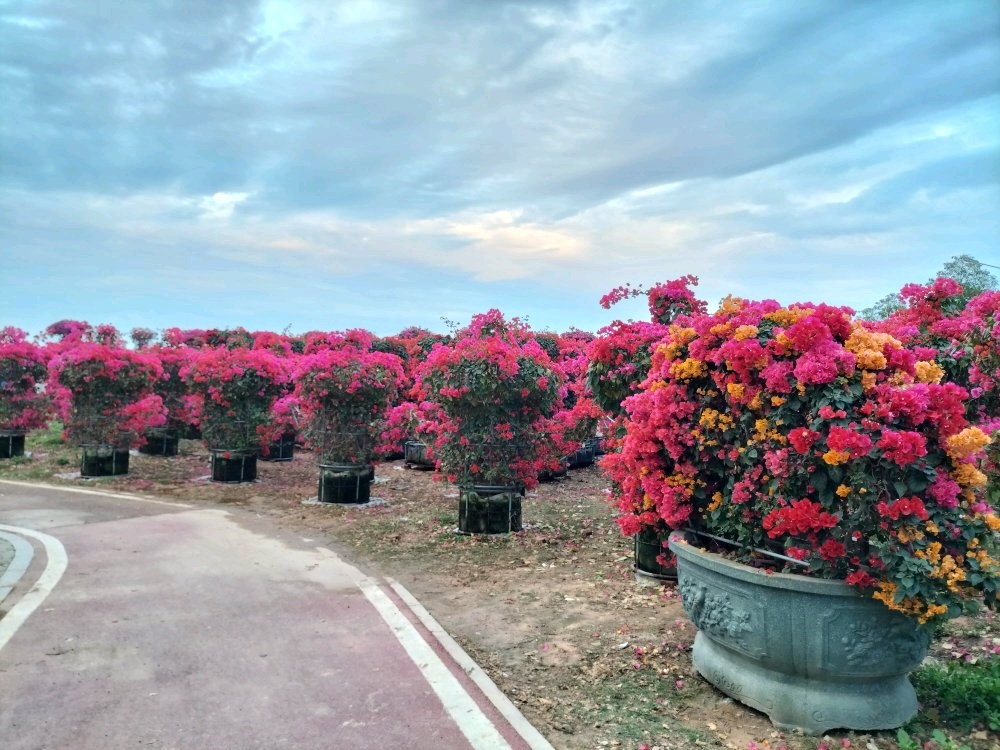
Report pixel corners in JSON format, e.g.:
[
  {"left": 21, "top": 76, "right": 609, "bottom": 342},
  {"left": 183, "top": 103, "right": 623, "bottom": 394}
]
[
  {"left": 140, "top": 428, "right": 179, "bottom": 457},
  {"left": 318, "top": 463, "right": 371, "bottom": 504},
  {"left": 210, "top": 449, "right": 257, "bottom": 483},
  {"left": 458, "top": 485, "right": 522, "bottom": 534},
  {"left": 80, "top": 444, "right": 130, "bottom": 477},
  {"left": 403, "top": 440, "right": 435, "bottom": 469},
  {"left": 633, "top": 527, "right": 677, "bottom": 583},
  {"left": 566, "top": 444, "right": 595, "bottom": 470},
  {"left": 259, "top": 433, "right": 295, "bottom": 462},
  {"left": 0, "top": 429, "right": 26, "bottom": 459}
]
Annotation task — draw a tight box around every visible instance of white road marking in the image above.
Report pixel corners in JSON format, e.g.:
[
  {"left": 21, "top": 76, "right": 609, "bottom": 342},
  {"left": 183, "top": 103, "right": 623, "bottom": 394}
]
[
  {"left": 0, "top": 479, "right": 192, "bottom": 509},
  {"left": 389, "top": 579, "right": 555, "bottom": 750},
  {"left": 0, "top": 530, "right": 35, "bottom": 602},
  {"left": 0, "top": 525, "right": 68, "bottom": 652},
  {"left": 358, "top": 578, "right": 513, "bottom": 750}
]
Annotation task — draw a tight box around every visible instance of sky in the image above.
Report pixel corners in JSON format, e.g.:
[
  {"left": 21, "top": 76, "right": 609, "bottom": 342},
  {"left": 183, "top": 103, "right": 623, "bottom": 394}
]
[{"left": 2, "top": 0, "right": 998, "bottom": 339}]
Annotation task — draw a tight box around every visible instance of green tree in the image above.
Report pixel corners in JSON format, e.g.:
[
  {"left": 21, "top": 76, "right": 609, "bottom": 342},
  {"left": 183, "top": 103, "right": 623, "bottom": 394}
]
[{"left": 860, "top": 254, "right": 998, "bottom": 319}]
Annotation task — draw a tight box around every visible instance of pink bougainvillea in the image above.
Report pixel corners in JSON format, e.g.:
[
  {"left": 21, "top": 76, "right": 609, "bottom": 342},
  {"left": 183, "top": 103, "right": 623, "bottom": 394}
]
[{"left": 605, "top": 291, "right": 998, "bottom": 625}]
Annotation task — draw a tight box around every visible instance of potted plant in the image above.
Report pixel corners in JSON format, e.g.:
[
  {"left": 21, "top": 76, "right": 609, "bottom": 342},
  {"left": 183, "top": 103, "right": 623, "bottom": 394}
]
[
  {"left": 258, "top": 394, "right": 301, "bottom": 462},
  {"left": 377, "top": 400, "right": 443, "bottom": 467},
  {"left": 0, "top": 327, "right": 51, "bottom": 459},
  {"left": 48, "top": 340, "right": 165, "bottom": 476},
  {"left": 609, "top": 291, "right": 999, "bottom": 734},
  {"left": 417, "top": 310, "right": 561, "bottom": 533},
  {"left": 138, "top": 345, "right": 200, "bottom": 457},
  {"left": 182, "top": 346, "right": 290, "bottom": 482},
  {"left": 293, "top": 346, "right": 405, "bottom": 503},
  {"left": 593, "top": 277, "right": 707, "bottom": 580}
]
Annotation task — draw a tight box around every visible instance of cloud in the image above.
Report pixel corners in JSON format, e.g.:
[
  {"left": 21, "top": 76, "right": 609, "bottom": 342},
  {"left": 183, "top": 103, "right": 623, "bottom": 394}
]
[
  {"left": 198, "top": 191, "right": 252, "bottom": 220},
  {"left": 1, "top": 1, "right": 998, "bottom": 335}
]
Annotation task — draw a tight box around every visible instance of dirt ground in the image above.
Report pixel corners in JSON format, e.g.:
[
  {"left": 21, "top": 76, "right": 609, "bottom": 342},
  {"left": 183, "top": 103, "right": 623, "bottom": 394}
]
[{"left": 2, "top": 439, "right": 998, "bottom": 750}]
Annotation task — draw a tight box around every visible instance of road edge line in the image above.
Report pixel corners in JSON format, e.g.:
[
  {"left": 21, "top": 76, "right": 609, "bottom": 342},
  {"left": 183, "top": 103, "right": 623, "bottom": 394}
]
[
  {"left": 0, "top": 524, "right": 68, "bottom": 652},
  {"left": 0, "top": 530, "right": 35, "bottom": 602},
  {"left": 389, "top": 579, "right": 556, "bottom": 750},
  {"left": 358, "top": 578, "right": 513, "bottom": 750},
  {"left": 0, "top": 478, "right": 193, "bottom": 508}
]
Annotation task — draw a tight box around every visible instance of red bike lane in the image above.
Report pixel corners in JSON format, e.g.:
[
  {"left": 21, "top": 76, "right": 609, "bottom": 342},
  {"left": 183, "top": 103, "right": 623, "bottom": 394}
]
[{"left": 0, "top": 481, "right": 551, "bottom": 750}]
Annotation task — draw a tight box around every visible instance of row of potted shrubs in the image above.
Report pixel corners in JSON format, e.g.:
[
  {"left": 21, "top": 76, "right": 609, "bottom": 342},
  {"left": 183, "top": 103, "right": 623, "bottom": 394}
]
[{"left": 1, "top": 275, "right": 997, "bottom": 629}]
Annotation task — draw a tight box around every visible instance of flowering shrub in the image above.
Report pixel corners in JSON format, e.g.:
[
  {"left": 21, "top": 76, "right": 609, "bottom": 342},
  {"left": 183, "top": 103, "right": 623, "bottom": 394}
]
[
  {"left": 607, "top": 293, "right": 998, "bottom": 625},
  {"left": 263, "top": 394, "right": 302, "bottom": 447},
  {"left": 588, "top": 277, "right": 704, "bottom": 417},
  {"left": 872, "top": 282, "right": 1000, "bottom": 505},
  {"left": 0, "top": 328, "right": 51, "bottom": 432},
  {"left": 182, "top": 347, "right": 290, "bottom": 451},
  {"left": 293, "top": 347, "right": 405, "bottom": 463},
  {"left": 48, "top": 342, "right": 165, "bottom": 446},
  {"left": 375, "top": 400, "right": 443, "bottom": 459},
  {"left": 586, "top": 320, "right": 670, "bottom": 416},
  {"left": 149, "top": 345, "right": 201, "bottom": 433},
  {"left": 592, "top": 278, "right": 708, "bottom": 566},
  {"left": 417, "top": 310, "right": 561, "bottom": 489}
]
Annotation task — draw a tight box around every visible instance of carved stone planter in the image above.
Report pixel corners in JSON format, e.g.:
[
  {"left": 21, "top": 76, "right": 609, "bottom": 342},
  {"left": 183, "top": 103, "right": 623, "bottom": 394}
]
[{"left": 669, "top": 533, "right": 930, "bottom": 735}]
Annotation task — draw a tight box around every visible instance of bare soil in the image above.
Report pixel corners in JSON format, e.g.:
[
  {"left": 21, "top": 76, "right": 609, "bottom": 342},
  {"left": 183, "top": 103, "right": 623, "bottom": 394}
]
[{"left": 2, "top": 439, "right": 997, "bottom": 750}]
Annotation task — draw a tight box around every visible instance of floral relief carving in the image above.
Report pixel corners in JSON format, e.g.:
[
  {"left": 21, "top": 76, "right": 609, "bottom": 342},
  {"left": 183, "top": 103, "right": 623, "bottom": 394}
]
[{"left": 680, "top": 578, "right": 755, "bottom": 650}]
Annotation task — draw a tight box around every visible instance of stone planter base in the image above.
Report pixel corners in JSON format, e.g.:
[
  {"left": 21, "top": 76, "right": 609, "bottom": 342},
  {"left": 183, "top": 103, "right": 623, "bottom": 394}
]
[
  {"left": 458, "top": 485, "right": 522, "bottom": 534},
  {"left": 669, "top": 533, "right": 929, "bottom": 734}
]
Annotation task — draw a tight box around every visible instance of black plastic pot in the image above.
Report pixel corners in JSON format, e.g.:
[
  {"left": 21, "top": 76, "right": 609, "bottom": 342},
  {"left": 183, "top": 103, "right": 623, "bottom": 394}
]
[
  {"left": 210, "top": 449, "right": 257, "bottom": 483},
  {"left": 140, "top": 428, "right": 179, "bottom": 457},
  {"left": 259, "top": 433, "right": 295, "bottom": 462},
  {"left": 80, "top": 445, "right": 130, "bottom": 477},
  {"left": 566, "top": 444, "right": 595, "bottom": 470},
  {"left": 318, "top": 463, "right": 371, "bottom": 504},
  {"left": 403, "top": 440, "right": 435, "bottom": 469},
  {"left": 0, "top": 430, "right": 26, "bottom": 459},
  {"left": 458, "top": 485, "right": 522, "bottom": 534},
  {"left": 634, "top": 527, "right": 676, "bottom": 581}
]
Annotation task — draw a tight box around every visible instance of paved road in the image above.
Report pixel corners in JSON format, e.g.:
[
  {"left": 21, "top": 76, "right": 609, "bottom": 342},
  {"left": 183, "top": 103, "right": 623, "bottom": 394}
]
[{"left": 0, "top": 480, "right": 550, "bottom": 750}]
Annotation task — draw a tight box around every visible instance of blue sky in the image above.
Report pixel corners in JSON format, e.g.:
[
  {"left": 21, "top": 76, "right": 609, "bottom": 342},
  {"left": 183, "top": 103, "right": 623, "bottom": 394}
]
[{"left": 2, "top": 0, "right": 998, "bottom": 337}]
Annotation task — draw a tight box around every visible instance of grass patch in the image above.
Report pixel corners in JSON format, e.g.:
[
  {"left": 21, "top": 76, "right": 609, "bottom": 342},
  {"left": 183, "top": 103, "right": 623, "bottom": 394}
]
[
  {"left": 910, "top": 656, "right": 1000, "bottom": 732},
  {"left": 27, "top": 421, "right": 65, "bottom": 448}
]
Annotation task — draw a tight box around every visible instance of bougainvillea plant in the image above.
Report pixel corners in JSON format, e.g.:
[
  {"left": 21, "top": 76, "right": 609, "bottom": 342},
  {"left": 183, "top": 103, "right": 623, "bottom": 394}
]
[
  {"left": 0, "top": 327, "right": 51, "bottom": 432},
  {"left": 592, "top": 277, "right": 709, "bottom": 566},
  {"left": 587, "top": 277, "right": 705, "bottom": 417},
  {"left": 182, "top": 346, "right": 290, "bottom": 451},
  {"left": 48, "top": 342, "right": 165, "bottom": 447},
  {"left": 375, "top": 400, "right": 444, "bottom": 460},
  {"left": 417, "top": 310, "right": 561, "bottom": 489},
  {"left": 292, "top": 347, "right": 405, "bottom": 464},
  {"left": 870, "top": 282, "right": 1000, "bottom": 506},
  {"left": 606, "top": 293, "right": 999, "bottom": 626},
  {"left": 148, "top": 345, "right": 201, "bottom": 434}
]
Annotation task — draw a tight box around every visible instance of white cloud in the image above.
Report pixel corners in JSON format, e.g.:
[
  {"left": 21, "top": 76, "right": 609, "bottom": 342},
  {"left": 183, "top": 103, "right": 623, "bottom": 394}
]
[{"left": 198, "top": 192, "right": 252, "bottom": 221}]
